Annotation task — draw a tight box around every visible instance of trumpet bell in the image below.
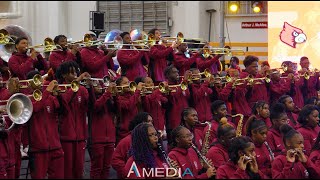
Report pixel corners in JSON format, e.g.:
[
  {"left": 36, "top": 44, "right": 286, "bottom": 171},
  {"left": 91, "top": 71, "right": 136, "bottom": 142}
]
[
  {"left": 33, "top": 89, "right": 42, "bottom": 101},
  {"left": 129, "top": 81, "right": 137, "bottom": 92},
  {"left": 71, "top": 81, "right": 80, "bottom": 92},
  {"left": 225, "top": 74, "right": 232, "bottom": 82},
  {"left": 7, "top": 93, "right": 33, "bottom": 125},
  {"left": 180, "top": 81, "right": 188, "bottom": 91},
  {"left": 32, "top": 74, "right": 43, "bottom": 87},
  {"left": 203, "top": 68, "right": 212, "bottom": 78},
  {"left": 158, "top": 82, "right": 167, "bottom": 93},
  {"left": 105, "top": 29, "right": 123, "bottom": 49}
]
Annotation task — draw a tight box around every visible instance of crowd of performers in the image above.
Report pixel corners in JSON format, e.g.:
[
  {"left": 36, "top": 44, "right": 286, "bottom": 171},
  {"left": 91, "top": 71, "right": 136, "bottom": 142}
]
[{"left": 0, "top": 28, "right": 320, "bottom": 179}]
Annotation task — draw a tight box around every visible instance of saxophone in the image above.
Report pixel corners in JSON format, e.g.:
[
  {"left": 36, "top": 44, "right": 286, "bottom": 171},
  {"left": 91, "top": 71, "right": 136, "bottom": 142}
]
[
  {"left": 199, "top": 121, "right": 212, "bottom": 157},
  {"left": 226, "top": 114, "right": 244, "bottom": 137}
]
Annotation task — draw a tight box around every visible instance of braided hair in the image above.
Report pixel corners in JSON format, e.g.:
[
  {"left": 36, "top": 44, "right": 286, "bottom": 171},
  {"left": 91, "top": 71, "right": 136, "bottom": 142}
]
[
  {"left": 180, "top": 107, "right": 196, "bottom": 126},
  {"left": 170, "top": 126, "right": 186, "bottom": 148},
  {"left": 252, "top": 101, "right": 267, "bottom": 115},
  {"left": 245, "top": 115, "right": 267, "bottom": 138}
]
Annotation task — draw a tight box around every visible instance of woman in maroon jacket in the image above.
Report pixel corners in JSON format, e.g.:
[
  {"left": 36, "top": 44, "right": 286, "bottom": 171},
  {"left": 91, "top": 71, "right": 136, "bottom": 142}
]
[
  {"left": 24, "top": 74, "right": 64, "bottom": 179},
  {"left": 115, "top": 76, "right": 144, "bottom": 142},
  {"left": 55, "top": 61, "right": 90, "bottom": 179},
  {"left": 266, "top": 103, "right": 288, "bottom": 157},
  {"left": 271, "top": 124, "right": 318, "bottom": 179},
  {"left": 296, "top": 105, "right": 320, "bottom": 156},
  {"left": 49, "top": 35, "right": 80, "bottom": 72},
  {"left": 245, "top": 116, "right": 273, "bottom": 178},
  {"left": 206, "top": 120, "right": 236, "bottom": 169},
  {"left": 87, "top": 82, "right": 117, "bottom": 179},
  {"left": 278, "top": 95, "right": 299, "bottom": 129},
  {"left": 309, "top": 132, "right": 320, "bottom": 178},
  {"left": 216, "top": 136, "right": 265, "bottom": 179},
  {"left": 188, "top": 68, "right": 213, "bottom": 123},
  {"left": 168, "top": 126, "right": 216, "bottom": 179},
  {"left": 111, "top": 112, "right": 153, "bottom": 179},
  {"left": 124, "top": 123, "right": 178, "bottom": 179},
  {"left": 252, "top": 101, "right": 272, "bottom": 128}
]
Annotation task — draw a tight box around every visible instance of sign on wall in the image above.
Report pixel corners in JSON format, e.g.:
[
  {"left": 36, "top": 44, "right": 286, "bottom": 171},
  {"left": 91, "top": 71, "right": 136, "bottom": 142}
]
[{"left": 241, "top": 22, "right": 268, "bottom": 29}]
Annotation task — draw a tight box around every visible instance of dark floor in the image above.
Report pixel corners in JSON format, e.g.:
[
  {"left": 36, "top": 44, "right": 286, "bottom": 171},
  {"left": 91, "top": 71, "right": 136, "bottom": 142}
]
[{"left": 19, "top": 149, "right": 118, "bottom": 179}]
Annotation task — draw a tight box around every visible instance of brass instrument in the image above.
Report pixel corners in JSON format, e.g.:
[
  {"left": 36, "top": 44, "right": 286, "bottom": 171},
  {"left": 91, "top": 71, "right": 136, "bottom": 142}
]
[
  {"left": 0, "top": 93, "right": 33, "bottom": 131},
  {"left": 80, "top": 75, "right": 111, "bottom": 87},
  {"left": 115, "top": 81, "right": 137, "bottom": 93},
  {"left": 0, "top": 29, "right": 15, "bottom": 45},
  {"left": 42, "top": 80, "right": 80, "bottom": 93},
  {"left": 200, "top": 121, "right": 212, "bottom": 157},
  {"left": 160, "top": 32, "right": 185, "bottom": 45},
  {"left": 158, "top": 81, "right": 188, "bottom": 93},
  {"left": 28, "top": 37, "right": 62, "bottom": 53},
  {"left": 18, "top": 74, "right": 43, "bottom": 89},
  {"left": 191, "top": 143, "right": 213, "bottom": 168},
  {"left": 189, "top": 46, "right": 245, "bottom": 56},
  {"left": 226, "top": 114, "right": 244, "bottom": 137}
]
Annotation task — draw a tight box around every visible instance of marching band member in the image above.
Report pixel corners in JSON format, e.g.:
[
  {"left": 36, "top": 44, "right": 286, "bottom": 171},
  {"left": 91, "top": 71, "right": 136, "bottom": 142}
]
[
  {"left": 296, "top": 105, "right": 320, "bottom": 156},
  {"left": 299, "top": 56, "right": 320, "bottom": 99},
  {"left": 87, "top": 82, "right": 117, "bottom": 179},
  {"left": 245, "top": 116, "right": 272, "bottom": 178},
  {"left": 309, "top": 132, "right": 320, "bottom": 178},
  {"left": 251, "top": 101, "right": 272, "bottom": 128},
  {"left": 135, "top": 76, "right": 168, "bottom": 135},
  {"left": 266, "top": 103, "right": 288, "bottom": 157},
  {"left": 124, "top": 123, "right": 179, "bottom": 179},
  {"left": 111, "top": 112, "right": 153, "bottom": 179},
  {"left": 23, "top": 71, "right": 64, "bottom": 179},
  {"left": 227, "top": 56, "right": 241, "bottom": 73},
  {"left": 196, "top": 45, "right": 222, "bottom": 76},
  {"left": 271, "top": 124, "right": 318, "bottom": 179},
  {"left": 180, "top": 107, "right": 204, "bottom": 150},
  {"left": 188, "top": 68, "right": 214, "bottom": 123},
  {"left": 148, "top": 28, "right": 178, "bottom": 85},
  {"left": 259, "top": 61, "right": 270, "bottom": 77},
  {"left": 8, "top": 37, "right": 48, "bottom": 80},
  {"left": 49, "top": 35, "right": 80, "bottom": 72},
  {"left": 55, "top": 61, "right": 90, "bottom": 178},
  {"left": 203, "top": 100, "right": 235, "bottom": 145},
  {"left": 278, "top": 95, "right": 299, "bottom": 129},
  {"left": 269, "top": 69, "right": 292, "bottom": 107},
  {"left": 281, "top": 61, "right": 305, "bottom": 109},
  {"left": 115, "top": 76, "right": 144, "bottom": 142},
  {"left": 117, "top": 32, "right": 149, "bottom": 81},
  {"left": 206, "top": 120, "right": 236, "bottom": 169},
  {"left": 80, "top": 33, "right": 116, "bottom": 78},
  {"left": 216, "top": 136, "right": 265, "bottom": 179},
  {"left": 173, "top": 41, "right": 199, "bottom": 76},
  {"left": 168, "top": 126, "right": 216, "bottom": 179}
]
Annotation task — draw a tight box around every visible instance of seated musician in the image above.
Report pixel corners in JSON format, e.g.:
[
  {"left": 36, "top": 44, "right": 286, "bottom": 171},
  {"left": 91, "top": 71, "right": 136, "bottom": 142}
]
[
  {"left": 278, "top": 95, "right": 299, "bottom": 129},
  {"left": 309, "top": 132, "right": 320, "bottom": 178},
  {"left": 168, "top": 126, "right": 216, "bottom": 179},
  {"left": 251, "top": 101, "right": 272, "bottom": 128}
]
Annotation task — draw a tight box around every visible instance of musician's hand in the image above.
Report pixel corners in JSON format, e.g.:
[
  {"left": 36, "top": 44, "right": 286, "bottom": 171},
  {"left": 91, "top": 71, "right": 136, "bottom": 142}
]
[
  {"left": 248, "top": 155, "right": 259, "bottom": 173},
  {"left": 286, "top": 149, "right": 297, "bottom": 163},
  {"left": 184, "top": 70, "right": 192, "bottom": 81},
  {"left": 77, "top": 72, "right": 91, "bottom": 82},
  {"left": 203, "top": 158, "right": 213, "bottom": 169},
  {"left": 30, "top": 49, "right": 39, "bottom": 60},
  {"left": 206, "top": 166, "right": 216, "bottom": 178},
  {"left": 169, "top": 159, "right": 180, "bottom": 171},
  {"left": 171, "top": 41, "right": 179, "bottom": 49},
  {"left": 137, "top": 82, "right": 145, "bottom": 91},
  {"left": 107, "top": 82, "right": 117, "bottom": 93},
  {"left": 107, "top": 49, "right": 117, "bottom": 57},
  {"left": 287, "top": 73, "right": 295, "bottom": 80},
  {"left": 295, "top": 148, "right": 307, "bottom": 163},
  {"left": 46, "top": 80, "right": 58, "bottom": 93},
  {"left": 0, "top": 108, "right": 6, "bottom": 114},
  {"left": 238, "top": 155, "right": 251, "bottom": 170}
]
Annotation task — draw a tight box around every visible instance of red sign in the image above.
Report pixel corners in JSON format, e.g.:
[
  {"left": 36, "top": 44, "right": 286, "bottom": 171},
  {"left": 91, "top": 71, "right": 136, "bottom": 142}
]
[{"left": 241, "top": 22, "right": 268, "bottom": 29}]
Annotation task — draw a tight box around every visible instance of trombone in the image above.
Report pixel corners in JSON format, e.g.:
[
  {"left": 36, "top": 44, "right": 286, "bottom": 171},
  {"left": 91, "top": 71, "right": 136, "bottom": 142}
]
[
  {"left": 27, "top": 37, "right": 62, "bottom": 53},
  {"left": 189, "top": 46, "right": 245, "bottom": 56}
]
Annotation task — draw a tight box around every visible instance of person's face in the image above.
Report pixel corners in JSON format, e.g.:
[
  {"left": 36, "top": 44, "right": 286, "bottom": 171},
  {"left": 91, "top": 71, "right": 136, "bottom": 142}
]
[
  {"left": 239, "top": 142, "right": 256, "bottom": 158},
  {"left": 148, "top": 126, "right": 159, "bottom": 149},
  {"left": 120, "top": 77, "right": 130, "bottom": 92},
  {"left": 271, "top": 71, "right": 281, "bottom": 81},
  {"left": 221, "top": 129, "right": 236, "bottom": 148},
  {"left": 286, "top": 64, "right": 294, "bottom": 73},
  {"left": 184, "top": 109, "right": 199, "bottom": 127},
  {"left": 58, "top": 37, "right": 67, "bottom": 50},
  {"left": 252, "top": 127, "right": 268, "bottom": 145},
  {"left": 306, "top": 110, "right": 319, "bottom": 128},
  {"left": 176, "top": 127, "right": 193, "bottom": 149},
  {"left": 168, "top": 68, "right": 179, "bottom": 82},
  {"left": 155, "top": 30, "right": 161, "bottom": 41},
  {"left": 257, "top": 104, "right": 270, "bottom": 118},
  {"left": 123, "top": 34, "right": 132, "bottom": 44},
  {"left": 146, "top": 115, "right": 154, "bottom": 125},
  {"left": 178, "top": 43, "right": 188, "bottom": 53},
  {"left": 231, "top": 60, "right": 238, "bottom": 68},
  {"left": 273, "top": 113, "right": 288, "bottom": 129},
  {"left": 300, "top": 58, "right": 310, "bottom": 69},
  {"left": 261, "top": 65, "right": 270, "bottom": 72},
  {"left": 144, "top": 77, "right": 154, "bottom": 87},
  {"left": 16, "top": 39, "right": 28, "bottom": 53},
  {"left": 284, "top": 97, "right": 295, "bottom": 112},
  {"left": 246, "top": 61, "right": 259, "bottom": 76},
  {"left": 287, "top": 133, "right": 304, "bottom": 150},
  {"left": 64, "top": 67, "right": 77, "bottom": 83},
  {"left": 191, "top": 69, "right": 201, "bottom": 83},
  {"left": 214, "top": 104, "right": 227, "bottom": 119}
]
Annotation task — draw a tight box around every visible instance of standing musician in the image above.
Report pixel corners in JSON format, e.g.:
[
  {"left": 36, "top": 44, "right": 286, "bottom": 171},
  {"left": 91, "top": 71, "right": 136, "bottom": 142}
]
[
  {"left": 196, "top": 45, "right": 222, "bottom": 76},
  {"left": 258, "top": 61, "right": 270, "bottom": 77},
  {"left": 117, "top": 32, "right": 149, "bottom": 81},
  {"left": 245, "top": 116, "right": 273, "bottom": 178},
  {"left": 299, "top": 56, "right": 320, "bottom": 100},
  {"left": 55, "top": 61, "right": 90, "bottom": 179},
  {"left": 188, "top": 68, "right": 214, "bottom": 123},
  {"left": 22, "top": 71, "right": 64, "bottom": 179},
  {"left": 281, "top": 61, "right": 305, "bottom": 109},
  {"left": 80, "top": 33, "right": 116, "bottom": 78},
  {"left": 111, "top": 112, "right": 153, "bottom": 179},
  {"left": 173, "top": 40, "right": 199, "bottom": 76},
  {"left": 148, "top": 28, "right": 179, "bottom": 85},
  {"left": 168, "top": 126, "right": 216, "bottom": 179},
  {"left": 49, "top": 34, "right": 81, "bottom": 72},
  {"left": 115, "top": 76, "right": 144, "bottom": 142},
  {"left": 227, "top": 56, "right": 241, "bottom": 73},
  {"left": 8, "top": 37, "right": 48, "bottom": 80}
]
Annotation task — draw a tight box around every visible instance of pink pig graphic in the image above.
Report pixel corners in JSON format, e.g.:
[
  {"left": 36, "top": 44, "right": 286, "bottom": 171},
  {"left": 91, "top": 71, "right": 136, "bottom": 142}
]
[{"left": 279, "top": 22, "right": 307, "bottom": 48}]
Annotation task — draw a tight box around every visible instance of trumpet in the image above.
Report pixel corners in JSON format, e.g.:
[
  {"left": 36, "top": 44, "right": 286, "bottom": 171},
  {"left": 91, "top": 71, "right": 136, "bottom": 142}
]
[
  {"left": 27, "top": 37, "right": 62, "bottom": 53},
  {"left": 80, "top": 76, "right": 111, "bottom": 87},
  {"left": 115, "top": 81, "right": 137, "bottom": 93},
  {"left": 42, "top": 80, "right": 80, "bottom": 93},
  {"left": 158, "top": 81, "right": 188, "bottom": 93},
  {"left": 18, "top": 74, "right": 44, "bottom": 89}
]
